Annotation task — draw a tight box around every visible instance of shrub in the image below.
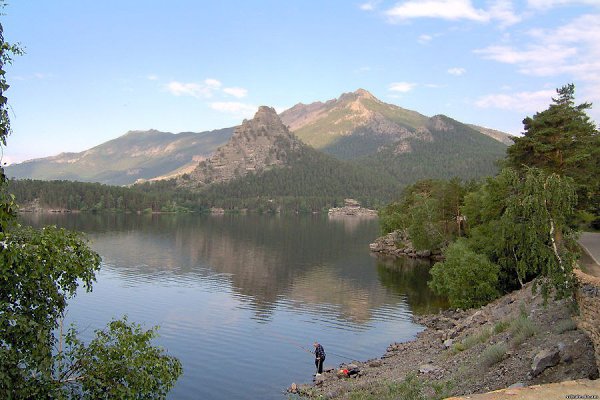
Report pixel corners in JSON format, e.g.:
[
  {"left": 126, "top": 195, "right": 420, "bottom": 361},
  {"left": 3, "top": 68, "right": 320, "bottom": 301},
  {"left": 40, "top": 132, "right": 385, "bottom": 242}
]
[
  {"left": 451, "top": 327, "right": 492, "bottom": 353},
  {"left": 555, "top": 319, "right": 577, "bottom": 333},
  {"left": 429, "top": 239, "right": 500, "bottom": 309},
  {"left": 481, "top": 343, "right": 507, "bottom": 367},
  {"left": 510, "top": 316, "right": 537, "bottom": 346},
  {"left": 493, "top": 320, "right": 510, "bottom": 334}
]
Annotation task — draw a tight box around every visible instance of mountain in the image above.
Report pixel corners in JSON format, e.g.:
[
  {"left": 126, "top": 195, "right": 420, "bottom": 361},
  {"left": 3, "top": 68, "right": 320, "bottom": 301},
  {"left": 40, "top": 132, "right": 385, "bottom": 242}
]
[
  {"left": 468, "top": 124, "right": 514, "bottom": 146},
  {"left": 5, "top": 127, "right": 234, "bottom": 185},
  {"left": 280, "top": 89, "right": 511, "bottom": 159},
  {"left": 180, "top": 106, "right": 401, "bottom": 206},
  {"left": 359, "top": 114, "right": 508, "bottom": 185},
  {"left": 182, "top": 106, "right": 304, "bottom": 186}
]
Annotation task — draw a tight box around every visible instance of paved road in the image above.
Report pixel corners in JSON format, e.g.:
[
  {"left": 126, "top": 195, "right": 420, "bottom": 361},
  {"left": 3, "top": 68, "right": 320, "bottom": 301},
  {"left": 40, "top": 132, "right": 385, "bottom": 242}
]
[{"left": 579, "top": 232, "right": 600, "bottom": 277}]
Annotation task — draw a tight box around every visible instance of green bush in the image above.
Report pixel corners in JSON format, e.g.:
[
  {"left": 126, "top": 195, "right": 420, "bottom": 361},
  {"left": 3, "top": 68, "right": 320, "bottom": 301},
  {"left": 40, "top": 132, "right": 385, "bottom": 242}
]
[
  {"left": 429, "top": 239, "right": 500, "bottom": 309},
  {"left": 481, "top": 343, "right": 507, "bottom": 367},
  {"left": 493, "top": 320, "right": 511, "bottom": 334},
  {"left": 510, "top": 316, "right": 537, "bottom": 346}
]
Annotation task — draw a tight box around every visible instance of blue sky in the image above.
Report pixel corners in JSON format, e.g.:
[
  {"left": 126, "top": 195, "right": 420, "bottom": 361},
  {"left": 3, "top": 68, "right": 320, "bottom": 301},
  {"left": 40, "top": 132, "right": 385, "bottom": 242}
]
[{"left": 3, "top": 0, "right": 600, "bottom": 164}]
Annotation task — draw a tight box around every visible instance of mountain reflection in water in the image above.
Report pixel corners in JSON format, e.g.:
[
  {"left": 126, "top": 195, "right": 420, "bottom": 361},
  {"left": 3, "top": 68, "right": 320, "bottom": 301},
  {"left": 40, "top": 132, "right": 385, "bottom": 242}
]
[{"left": 20, "top": 212, "right": 445, "bottom": 400}]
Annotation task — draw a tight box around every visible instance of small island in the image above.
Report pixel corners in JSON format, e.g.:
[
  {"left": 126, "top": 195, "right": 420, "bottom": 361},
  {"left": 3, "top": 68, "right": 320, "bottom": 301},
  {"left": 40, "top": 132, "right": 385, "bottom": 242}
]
[{"left": 328, "top": 199, "right": 377, "bottom": 217}]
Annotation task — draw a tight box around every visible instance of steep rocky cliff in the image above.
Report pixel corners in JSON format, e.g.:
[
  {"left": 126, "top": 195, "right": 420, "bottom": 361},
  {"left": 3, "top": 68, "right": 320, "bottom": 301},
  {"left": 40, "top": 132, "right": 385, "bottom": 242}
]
[{"left": 184, "top": 106, "right": 305, "bottom": 186}]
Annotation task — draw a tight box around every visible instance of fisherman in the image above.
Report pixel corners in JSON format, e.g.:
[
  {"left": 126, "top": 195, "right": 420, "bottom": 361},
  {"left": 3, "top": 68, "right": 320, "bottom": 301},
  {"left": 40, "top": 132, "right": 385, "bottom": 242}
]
[{"left": 313, "top": 341, "right": 326, "bottom": 376}]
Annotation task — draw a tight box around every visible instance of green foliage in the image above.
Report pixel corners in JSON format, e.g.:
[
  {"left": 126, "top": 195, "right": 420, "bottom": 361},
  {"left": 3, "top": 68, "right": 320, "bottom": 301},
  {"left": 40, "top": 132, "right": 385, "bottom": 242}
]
[
  {"left": 465, "top": 167, "right": 578, "bottom": 298},
  {"left": 493, "top": 320, "right": 510, "bottom": 334},
  {"left": 378, "top": 179, "right": 471, "bottom": 250},
  {"left": 507, "top": 84, "right": 600, "bottom": 214},
  {"left": 510, "top": 315, "right": 537, "bottom": 346},
  {"left": 481, "top": 343, "right": 507, "bottom": 367},
  {"left": 429, "top": 239, "right": 500, "bottom": 309},
  {"left": 59, "top": 318, "right": 182, "bottom": 399},
  {"left": 0, "top": 226, "right": 101, "bottom": 396}
]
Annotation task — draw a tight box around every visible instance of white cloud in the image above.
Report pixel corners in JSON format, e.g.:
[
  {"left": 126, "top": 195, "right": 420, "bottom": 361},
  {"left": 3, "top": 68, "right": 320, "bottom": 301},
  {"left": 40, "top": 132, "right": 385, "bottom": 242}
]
[
  {"left": 528, "top": 0, "right": 600, "bottom": 9},
  {"left": 223, "top": 87, "right": 248, "bottom": 98},
  {"left": 418, "top": 34, "right": 433, "bottom": 44},
  {"left": 475, "top": 89, "right": 556, "bottom": 112},
  {"left": 488, "top": 0, "right": 522, "bottom": 27},
  {"left": 389, "top": 81, "right": 417, "bottom": 92},
  {"left": 386, "top": 0, "right": 488, "bottom": 22},
  {"left": 146, "top": 74, "right": 159, "bottom": 81},
  {"left": 205, "top": 78, "right": 222, "bottom": 88},
  {"left": 360, "top": 1, "right": 379, "bottom": 11},
  {"left": 475, "top": 13, "right": 600, "bottom": 92},
  {"left": 447, "top": 67, "right": 466, "bottom": 75},
  {"left": 166, "top": 78, "right": 222, "bottom": 98},
  {"left": 210, "top": 102, "right": 257, "bottom": 117},
  {"left": 385, "top": 0, "right": 520, "bottom": 26}
]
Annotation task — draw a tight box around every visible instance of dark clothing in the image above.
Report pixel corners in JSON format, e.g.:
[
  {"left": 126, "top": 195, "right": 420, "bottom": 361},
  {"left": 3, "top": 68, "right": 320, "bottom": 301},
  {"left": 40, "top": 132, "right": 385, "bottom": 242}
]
[
  {"left": 314, "top": 344, "right": 325, "bottom": 374},
  {"left": 315, "top": 358, "right": 324, "bottom": 374}
]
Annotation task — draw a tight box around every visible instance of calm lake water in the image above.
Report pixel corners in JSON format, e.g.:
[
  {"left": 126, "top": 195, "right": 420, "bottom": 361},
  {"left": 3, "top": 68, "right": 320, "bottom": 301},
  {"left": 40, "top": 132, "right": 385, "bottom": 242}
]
[{"left": 20, "top": 213, "right": 445, "bottom": 400}]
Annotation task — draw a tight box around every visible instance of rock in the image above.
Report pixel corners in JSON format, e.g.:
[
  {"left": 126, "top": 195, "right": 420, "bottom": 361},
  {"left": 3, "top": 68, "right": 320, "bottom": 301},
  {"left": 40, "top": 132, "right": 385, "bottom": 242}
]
[
  {"left": 508, "top": 382, "right": 525, "bottom": 388},
  {"left": 416, "top": 249, "right": 431, "bottom": 257},
  {"left": 531, "top": 348, "right": 561, "bottom": 377},
  {"left": 419, "top": 363, "right": 440, "bottom": 374},
  {"left": 288, "top": 383, "right": 298, "bottom": 393},
  {"left": 184, "top": 106, "right": 304, "bottom": 187},
  {"left": 443, "top": 338, "right": 453, "bottom": 349},
  {"left": 368, "top": 360, "right": 382, "bottom": 367}
]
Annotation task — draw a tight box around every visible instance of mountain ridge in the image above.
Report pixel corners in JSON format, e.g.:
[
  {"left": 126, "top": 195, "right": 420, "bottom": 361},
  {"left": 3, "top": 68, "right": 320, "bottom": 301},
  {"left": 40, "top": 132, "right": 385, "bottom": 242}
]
[{"left": 6, "top": 89, "right": 511, "bottom": 186}]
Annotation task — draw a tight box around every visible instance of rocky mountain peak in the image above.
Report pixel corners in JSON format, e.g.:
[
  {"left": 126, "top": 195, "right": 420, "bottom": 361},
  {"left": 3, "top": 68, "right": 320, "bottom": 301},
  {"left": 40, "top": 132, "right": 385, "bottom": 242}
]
[
  {"left": 248, "top": 106, "right": 283, "bottom": 129},
  {"left": 183, "top": 105, "right": 304, "bottom": 187},
  {"left": 354, "top": 88, "right": 376, "bottom": 100}
]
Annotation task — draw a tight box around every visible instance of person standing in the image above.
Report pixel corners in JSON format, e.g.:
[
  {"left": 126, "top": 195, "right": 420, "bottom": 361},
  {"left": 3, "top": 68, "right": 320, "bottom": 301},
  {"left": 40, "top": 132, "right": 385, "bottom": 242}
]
[{"left": 313, "top": 341, "right": 325, "bottom": 376}]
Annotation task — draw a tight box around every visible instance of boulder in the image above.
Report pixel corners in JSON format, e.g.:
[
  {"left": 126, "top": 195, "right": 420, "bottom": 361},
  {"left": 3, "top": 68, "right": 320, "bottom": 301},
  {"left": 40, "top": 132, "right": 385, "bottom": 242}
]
[{"left": 531, "top": 348, "right": 560, "bottom": 377}]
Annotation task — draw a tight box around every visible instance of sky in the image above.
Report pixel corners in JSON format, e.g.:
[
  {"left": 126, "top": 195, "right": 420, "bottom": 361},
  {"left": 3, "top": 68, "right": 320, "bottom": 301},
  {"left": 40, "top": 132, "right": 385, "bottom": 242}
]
[{"left": 2, "top": 0, "right": 600, "bottom": 164}]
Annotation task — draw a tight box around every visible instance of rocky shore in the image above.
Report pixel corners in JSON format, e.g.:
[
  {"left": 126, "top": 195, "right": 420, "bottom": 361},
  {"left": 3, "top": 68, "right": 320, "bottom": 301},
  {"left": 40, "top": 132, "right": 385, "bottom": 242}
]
[
  {"left": 291, "top": 281, "right": 599, "bottom": 399},
  {"left": 369, "top": 229, "right": 444, "bottom": 260}
]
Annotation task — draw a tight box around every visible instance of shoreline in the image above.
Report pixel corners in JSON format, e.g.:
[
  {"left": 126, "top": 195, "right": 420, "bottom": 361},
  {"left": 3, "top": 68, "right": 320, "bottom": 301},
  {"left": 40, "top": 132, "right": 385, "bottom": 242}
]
[{"left": 291, "top": 281, "right": 599, "bottom": 399}]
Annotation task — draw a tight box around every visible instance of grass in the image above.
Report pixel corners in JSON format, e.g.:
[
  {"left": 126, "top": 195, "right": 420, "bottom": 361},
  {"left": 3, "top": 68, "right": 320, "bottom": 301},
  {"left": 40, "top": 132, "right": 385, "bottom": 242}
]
[
  {"left": 343, "top": 373, "right": 453, "bottom": 400},
  {"left": 555, "top": 318, "right": 577, "bottom": 333},
  {"left": 451, "top": 327, "right": 492, "bottom": 353},
  {"left": 510, "top": 315, "right": 537, "bottom": 346},
  {"left": 493, "top": 320, "right": 511, "bottom": 334},
  {"left": 481, "top": 343, "right": 507, "bottom": 367}
]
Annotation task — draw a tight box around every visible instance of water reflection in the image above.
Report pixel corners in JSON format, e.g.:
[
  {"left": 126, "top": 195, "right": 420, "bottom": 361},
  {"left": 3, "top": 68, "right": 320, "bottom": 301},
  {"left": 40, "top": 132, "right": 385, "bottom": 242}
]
[
  {"left": 374, "top": 255, "right": 448, "bottom": 315},
  {"left": 19, "top": 213, "right": 445, "bottom": 400},
  {"left": 21, "top": 213, "right": 444, "bottom": 320}
]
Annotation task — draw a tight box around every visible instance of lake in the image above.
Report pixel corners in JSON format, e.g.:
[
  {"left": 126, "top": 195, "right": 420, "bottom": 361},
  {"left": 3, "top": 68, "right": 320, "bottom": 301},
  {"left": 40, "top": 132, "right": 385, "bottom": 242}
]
[{"left": 20, "top": 213, "right": 445, "bottom": 399}]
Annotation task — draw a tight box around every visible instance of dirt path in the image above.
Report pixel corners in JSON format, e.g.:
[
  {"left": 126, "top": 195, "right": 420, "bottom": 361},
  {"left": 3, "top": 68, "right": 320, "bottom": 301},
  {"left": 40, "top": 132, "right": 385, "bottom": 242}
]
[
  {"left": 447, "top": 379, "right": 600, "bottom": 400},
  {"left": 580, "top": 233, "right": 600, "bottom": 277}
]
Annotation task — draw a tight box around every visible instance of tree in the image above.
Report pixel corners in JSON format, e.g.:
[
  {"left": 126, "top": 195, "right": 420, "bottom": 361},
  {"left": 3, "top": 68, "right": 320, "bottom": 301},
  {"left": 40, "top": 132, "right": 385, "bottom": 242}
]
[
  {"left": 464, "top": 167, "right": 578, "bottom": 298},
  {"left": 378, "top": 179, "right": 471, "bottom": 250},
  {"left": 0, "top": 11, "right": 181, "bottom": 398},
  {"left": 428, "top": 239, "right": 500, "bottom": 309},
  {"left": 507, "top": 83, "right": 600, "bottom": 214}
]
